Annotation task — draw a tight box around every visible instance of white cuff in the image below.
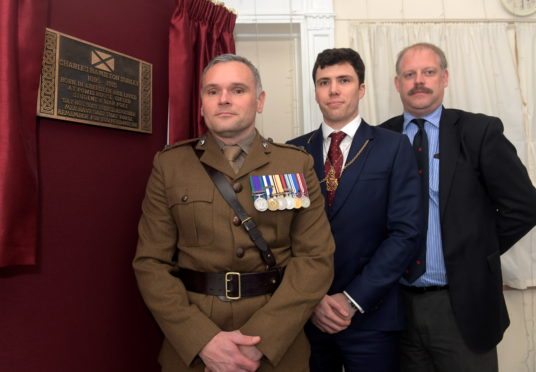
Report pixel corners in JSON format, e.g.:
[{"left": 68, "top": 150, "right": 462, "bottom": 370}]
[{"left": 343, "top": 291, "right": 364, "bottom": 314}]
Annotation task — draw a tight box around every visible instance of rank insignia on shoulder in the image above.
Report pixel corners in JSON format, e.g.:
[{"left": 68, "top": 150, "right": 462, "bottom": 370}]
[{"left": 249, "top": 173, "right": 310, "bottom": 211}]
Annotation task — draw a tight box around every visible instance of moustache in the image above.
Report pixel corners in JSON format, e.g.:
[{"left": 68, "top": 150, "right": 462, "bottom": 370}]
[{"left": 409, "top": 87, "right": 433, "bottom": 95}]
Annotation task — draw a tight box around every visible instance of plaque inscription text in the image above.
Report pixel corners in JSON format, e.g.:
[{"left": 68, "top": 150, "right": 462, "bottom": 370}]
[{"left": 38, "top": 28, "right": 152, "bottom": 133}]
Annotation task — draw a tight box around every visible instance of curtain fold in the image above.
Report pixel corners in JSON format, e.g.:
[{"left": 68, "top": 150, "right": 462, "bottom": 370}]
[
  {"left": 351, "top": 22, "right": 535, "bottom": 288},
  {"left": 168, "top": 0, "right": 236, "bottom": 143},
  {"left": 0, "top": 0, "right": 48, "bottom": 267}
]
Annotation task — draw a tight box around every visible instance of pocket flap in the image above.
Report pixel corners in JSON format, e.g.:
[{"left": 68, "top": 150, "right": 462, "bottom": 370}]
[{"left": 167, "top": 186, "right": 213, "bottom": 207}]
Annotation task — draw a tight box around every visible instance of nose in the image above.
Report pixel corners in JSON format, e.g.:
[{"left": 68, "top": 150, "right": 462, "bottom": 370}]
[
  {"left": 414, "top": 71, "right": 425, "bottom": 84},
  {"left": 219, "top": 90, "right": 230, "bottom": 104},
  {"left": 328, "top": 81, "right": 339, "bottom": 95}
]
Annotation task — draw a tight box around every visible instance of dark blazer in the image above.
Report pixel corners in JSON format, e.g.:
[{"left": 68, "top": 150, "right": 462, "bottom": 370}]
[
  {"left": 381, "top": 108, "right": 536, "bottom": 352},
  {"left": 288, "top": 120, "right": 421, "bottom": 331}
]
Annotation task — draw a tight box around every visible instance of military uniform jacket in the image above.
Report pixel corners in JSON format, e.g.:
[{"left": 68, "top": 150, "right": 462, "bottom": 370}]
[{"left": 133, "top": 132, "right": 335, "bottom": 370}]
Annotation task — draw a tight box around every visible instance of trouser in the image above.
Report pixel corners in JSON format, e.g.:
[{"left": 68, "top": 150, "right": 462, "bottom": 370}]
[{"left": 400, "top": 287, "right": 498, "bottom": 372}]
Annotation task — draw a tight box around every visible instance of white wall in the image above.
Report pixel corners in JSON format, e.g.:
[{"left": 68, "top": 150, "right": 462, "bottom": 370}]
[{"left": 235, "top": 30, "right": 301, "bottom": 142}]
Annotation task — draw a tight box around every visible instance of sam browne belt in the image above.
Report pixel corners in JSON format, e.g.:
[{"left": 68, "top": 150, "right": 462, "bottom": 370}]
[{"left": 173, "top": 267, "right": 285, "bottom": 300}]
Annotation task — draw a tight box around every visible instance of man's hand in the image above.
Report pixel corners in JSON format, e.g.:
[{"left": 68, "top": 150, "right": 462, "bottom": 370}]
[
  {"left": 238, "top": 345, "right": 263, "bottom": 362},
  {"left": 199, "top": 330, "right": 261, "bottom": 372},
  {"left": 311, "top": 293, "right": 357, "bottom": 334}
]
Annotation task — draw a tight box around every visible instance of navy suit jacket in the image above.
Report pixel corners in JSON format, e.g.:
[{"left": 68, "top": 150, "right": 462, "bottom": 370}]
[
  {"left": 288, "top": 121, "right": 421, "bottom": 331},
  {"left": 381, "top": 108, "right": 536, "bottom": 351}
]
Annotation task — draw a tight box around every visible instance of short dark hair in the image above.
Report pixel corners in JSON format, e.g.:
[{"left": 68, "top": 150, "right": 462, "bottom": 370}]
[
  {"left": 202, "top": 54, "right": 263, "bottom": 97},
  {"left": 312, "top": 48, "right": 365, "bottom": 85}
]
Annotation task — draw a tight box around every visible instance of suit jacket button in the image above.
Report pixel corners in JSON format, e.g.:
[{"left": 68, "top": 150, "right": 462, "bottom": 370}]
[
  {"left": 236, "top": 248, "right": 245, "bottom": 258},
  {"left": 232, "top": 182, "right": 243, "bottom": 193},
  {"left": 232, "top": 216, "right": 241, "bottom": 226},
  {"left": 181, "top": 195, "right": 188, "bottom": 202}
]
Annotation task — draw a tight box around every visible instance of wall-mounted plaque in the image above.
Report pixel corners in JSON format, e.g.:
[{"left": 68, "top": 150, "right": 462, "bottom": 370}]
[{"left": 38, "top": 28, "right": 152, "bottom": 133}]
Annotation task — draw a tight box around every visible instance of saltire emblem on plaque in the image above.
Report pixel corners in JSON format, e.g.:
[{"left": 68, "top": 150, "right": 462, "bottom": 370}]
[{"left": 91, "top": 50, "right": 114, "bottom": 72}]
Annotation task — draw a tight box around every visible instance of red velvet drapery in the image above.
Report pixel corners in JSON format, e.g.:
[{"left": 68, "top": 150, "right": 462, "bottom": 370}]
[
  {"left": 0, "top": 0, "right": 48, "bottom": 267},
  {"left": 168, "top": 0, "right": 236, "bottom": 143}
]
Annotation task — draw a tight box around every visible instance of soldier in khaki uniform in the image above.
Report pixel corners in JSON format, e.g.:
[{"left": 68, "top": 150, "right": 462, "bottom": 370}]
[{"left": 133, "top": 54, "right": 334, "bottom": 372}]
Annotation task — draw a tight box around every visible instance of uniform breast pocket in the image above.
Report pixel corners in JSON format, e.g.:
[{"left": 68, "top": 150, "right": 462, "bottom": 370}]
[{"left": 167, "top": 186, "right": 214, "bottom": 247}]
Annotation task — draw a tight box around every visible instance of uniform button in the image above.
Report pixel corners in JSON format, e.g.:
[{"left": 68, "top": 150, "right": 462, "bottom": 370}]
[
  {"left": 236, "top": 248, "right": 245, "bottom": 258},
  {"left": 181, "top": 195, "right": 188, "bottom": 202},
  {"left": 232, "top": 183, "right": 243, "bottom": 193},
  {"left": 232, "top": 216, "right": 241, "bottom": 226}
]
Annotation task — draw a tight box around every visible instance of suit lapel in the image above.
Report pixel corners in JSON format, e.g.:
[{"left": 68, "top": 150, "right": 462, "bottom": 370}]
[
  {"left": 438, "top": 109, "right": 461, "bottom": 219},
  {"left": 197, "top": 134, "right": 233, "bottom": 176},
  {"left": 329, "top": 121, "right": 375, "bottom": 219},
  {"left": 385, "top": 116, "right": 404, "bottom": 133},
  {"left": 304, "top": 127, "right": 327, "bottom": 197},
  {"left": 237, "top": 134, "right": 270, "bottom": 177}
]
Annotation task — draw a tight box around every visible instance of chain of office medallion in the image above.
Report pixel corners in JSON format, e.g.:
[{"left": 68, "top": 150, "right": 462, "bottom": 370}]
[{"left": 319, "top": 139, "right": 370, "bottom": 184}]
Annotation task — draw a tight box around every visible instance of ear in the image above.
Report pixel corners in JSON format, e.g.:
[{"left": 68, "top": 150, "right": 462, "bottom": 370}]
[
  {"left": 256, "top": 91, "right": 266, "bottom": 113},
  {"left": 358, "top": 83, "right": 366, "bottom": 99},
  {"left": 442, "top": 69, "right": 449, "bottom": 88},
  {"left": 394, "top": 75, "right": 401, "bottom": 93}
]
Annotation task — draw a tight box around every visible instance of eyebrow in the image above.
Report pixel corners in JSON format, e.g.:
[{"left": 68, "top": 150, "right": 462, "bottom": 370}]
[
  {"left": 403, "top": 66, "right": 438, "bottom": 72},
  {"left": 203, "top": 82, "right": 249, "bottom": 90},
  {"left": 316, "top": 75, "right": 354, "bottom": 82}
]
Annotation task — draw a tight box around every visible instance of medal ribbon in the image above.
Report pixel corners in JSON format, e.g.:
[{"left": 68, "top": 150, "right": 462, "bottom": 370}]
[
  {"left": 250, "top": 176, "right": 265, "bottom": 201},
  {"left": 273, "top": 174, "right": 285, "bottom": 197},
  {"left": 285, "top": 174, "right": 296, "bottom": 196},
  {"left": 297, "top": 173, "right": 308, "bottom": 197},
  {"left": 263, "top": 175, "right": 273, "bottom": 198}
]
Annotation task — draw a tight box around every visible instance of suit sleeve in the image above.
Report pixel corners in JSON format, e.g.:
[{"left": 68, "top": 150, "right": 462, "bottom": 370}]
[
  {"left": 133, "top": 152, "right": 221, "bottom": 366},
  {"left": 240, "top": 153, "right": 335, "bottom": 366},
  {"left": 345, "top": 135, "right": 422, "bottom": 311},
  {"left": 479, "top": 118, "right": 536, "bottom": 253}
]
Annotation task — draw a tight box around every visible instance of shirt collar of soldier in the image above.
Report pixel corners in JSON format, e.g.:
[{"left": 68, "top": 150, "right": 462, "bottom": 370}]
[{"left": 213, "top": 128, "right": 257, "bottom": 155}]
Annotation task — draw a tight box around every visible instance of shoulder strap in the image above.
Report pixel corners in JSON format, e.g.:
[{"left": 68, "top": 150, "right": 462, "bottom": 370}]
[{"left": 202, "top": 163, "right": 276, "bottom": 269}]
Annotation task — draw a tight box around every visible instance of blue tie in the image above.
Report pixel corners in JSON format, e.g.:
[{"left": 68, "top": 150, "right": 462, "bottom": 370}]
[{"left": 404, "top": 118, "right": 428, "bottom": 282}]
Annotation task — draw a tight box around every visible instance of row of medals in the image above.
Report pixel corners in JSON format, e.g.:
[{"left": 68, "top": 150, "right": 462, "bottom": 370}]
[
  {"left": 250, "top": 174, "right": 311, "bottom": 212},
  {"left": 254, "top": 192, "right": 311, "bottom": 212}
]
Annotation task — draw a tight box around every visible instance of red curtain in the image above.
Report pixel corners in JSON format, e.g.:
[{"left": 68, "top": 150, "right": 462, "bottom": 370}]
[
  {"left": 0, "top": 0, "right": 48, "bottom": 267},
  {"left": 168, "top": 0, "right": 236, "bottom": 143}
]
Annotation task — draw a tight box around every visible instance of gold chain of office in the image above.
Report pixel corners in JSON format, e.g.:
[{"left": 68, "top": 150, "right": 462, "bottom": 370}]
[{"left": 319, "top": 139, "right": 370, "bottom": 188}]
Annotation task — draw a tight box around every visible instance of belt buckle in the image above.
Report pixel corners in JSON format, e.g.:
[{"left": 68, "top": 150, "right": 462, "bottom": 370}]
[{"left": 224, "top": 272, "right": 241, "bottom": 300}]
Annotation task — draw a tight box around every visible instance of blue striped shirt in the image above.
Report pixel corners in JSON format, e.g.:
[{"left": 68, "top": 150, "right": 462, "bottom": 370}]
[{"left": 400, "top": 105, "right": 448, "bottom": 286}]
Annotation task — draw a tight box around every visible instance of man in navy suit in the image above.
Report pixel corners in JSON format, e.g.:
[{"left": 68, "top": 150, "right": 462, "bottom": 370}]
[
  {"left": 381, "top": 42, "right": 536, "bottom": 372},
  {"left": 288, "top": 48, "right": 421, "bottom": 371}
]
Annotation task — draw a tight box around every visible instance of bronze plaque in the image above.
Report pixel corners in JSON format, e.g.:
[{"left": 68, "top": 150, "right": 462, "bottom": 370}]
[{"left": 38, "top": 28, "right": 152, "bottom": 133}]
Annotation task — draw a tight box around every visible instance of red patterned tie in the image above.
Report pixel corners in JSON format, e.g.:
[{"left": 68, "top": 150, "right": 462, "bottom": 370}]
[{"left": 324, "top": 131, "right": 346, "bottom": 208}]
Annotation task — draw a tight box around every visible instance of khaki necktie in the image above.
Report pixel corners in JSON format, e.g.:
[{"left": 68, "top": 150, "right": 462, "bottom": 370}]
[{"left": 223, "top": 145, "right": 242, "bottom": 173}]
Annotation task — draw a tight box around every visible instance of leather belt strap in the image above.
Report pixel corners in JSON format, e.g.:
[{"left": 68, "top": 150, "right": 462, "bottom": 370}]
[
  {"left": 173, "top": 267, "right": 285, "bottom": 300},
  {"left": 201, "top": 163, "right": 276, "bottom": 268},
  {"left": 400, "top": 284, "right": 449, "bottom": 294}
]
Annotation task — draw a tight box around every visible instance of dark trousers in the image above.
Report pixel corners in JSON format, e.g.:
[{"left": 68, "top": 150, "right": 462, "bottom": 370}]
[
  {"left": 305, "top": 321, "right": 400, "bottom": 372},
  {"left": 400, "top": 287, "right": 498, "bottom": 372}
]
